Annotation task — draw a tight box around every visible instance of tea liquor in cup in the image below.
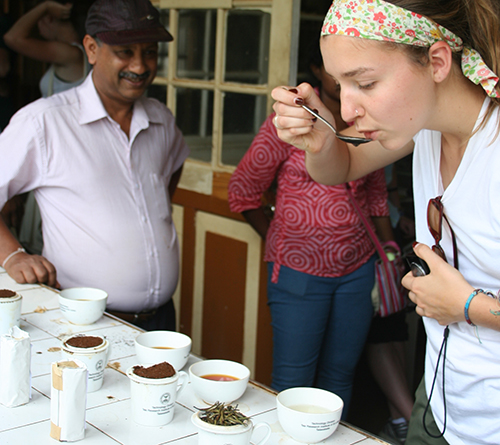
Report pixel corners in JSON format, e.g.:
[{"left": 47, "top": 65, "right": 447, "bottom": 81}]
[
  {"left": 276, "top": 387, "right": 343, "bottom": 443},
  {"left": 135, "top": 330, "right": 192, "bottom": 371},
  {"left": 58, "top": 287, "right": 107, "bottom": 325},
  {"left": 189, "top": 359, "right": 250, "bottom": 404}
]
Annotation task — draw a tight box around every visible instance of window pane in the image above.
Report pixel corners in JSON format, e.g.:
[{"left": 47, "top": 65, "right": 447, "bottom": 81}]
[
  {"left": 157, "top": 10, "right": 170, "bottom": 78},
  {"left": 224, "top": 10, "right": 270, "bottom": 85},
  {"left": 175, "top": 88, "right": 214, "bottom": 163},
  {"left": 221, "top": 92, "right": 267, "bottom": 166},
  {"left": 177, "top": 10, "right": 216, "bottom": 80}
]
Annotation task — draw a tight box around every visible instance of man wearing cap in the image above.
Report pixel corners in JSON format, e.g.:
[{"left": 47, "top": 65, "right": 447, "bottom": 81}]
[{"left": 0, "top": 0, "right": 189, "bottom": 330}]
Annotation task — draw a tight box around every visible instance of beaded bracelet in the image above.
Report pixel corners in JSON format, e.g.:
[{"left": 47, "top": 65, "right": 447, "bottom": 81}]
[
  {"left": 1, "top": 247, "right": 26, "bottom": 269},
  {"left": 464, "top": 289, "right": 484, "bottom": 326}
]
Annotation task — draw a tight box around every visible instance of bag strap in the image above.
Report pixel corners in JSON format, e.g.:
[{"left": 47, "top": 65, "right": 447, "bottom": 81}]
[{"left": 345, "top": 183, "right": 389, "bottom": 263}]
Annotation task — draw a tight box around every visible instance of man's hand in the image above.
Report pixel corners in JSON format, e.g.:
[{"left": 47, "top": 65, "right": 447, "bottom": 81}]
[{"left": 4, "top": 251, "right": 59, "bottom": 288}]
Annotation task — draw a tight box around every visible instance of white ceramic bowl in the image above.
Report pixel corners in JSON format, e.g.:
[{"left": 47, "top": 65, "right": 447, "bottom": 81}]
[
  {"left": 189, "top": 359, "right": 250, "bottom": 404},
  {"left": 59, "top": 287, "right": 108, "bottom": 325},
  {"left": 276, "top": 387, "right": 343, "bottom": 443},
  {"left": 135, "top": 330, "right": 192, "bottom": 371}
]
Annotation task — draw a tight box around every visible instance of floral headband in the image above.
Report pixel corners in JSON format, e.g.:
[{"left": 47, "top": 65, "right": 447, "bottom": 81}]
[{"left": 321, "top": 0, "right": 500, "bottom": 98}]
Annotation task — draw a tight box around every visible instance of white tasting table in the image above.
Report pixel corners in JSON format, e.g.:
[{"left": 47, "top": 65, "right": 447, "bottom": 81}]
[{"left": 0, "top": 268, "right": 390, "bottom": 445}]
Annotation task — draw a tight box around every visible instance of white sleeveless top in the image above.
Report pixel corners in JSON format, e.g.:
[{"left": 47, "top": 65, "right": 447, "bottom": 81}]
[
  {"left": 413, "top": 97, "right": 500, "bottom": 444},
  {"left": 39, "top": 43, "right": 91, "bottom": 97}
]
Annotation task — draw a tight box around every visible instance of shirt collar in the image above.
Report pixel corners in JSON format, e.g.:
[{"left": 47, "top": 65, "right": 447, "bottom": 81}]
[{"left": 77, "top": 71, "right": 162, "bottom": 128}]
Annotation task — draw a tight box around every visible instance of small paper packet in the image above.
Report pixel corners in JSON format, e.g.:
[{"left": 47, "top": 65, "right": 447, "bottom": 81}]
[
  {"left": 0, "top": 326, "right": 31, "bottom": 407},
  {"left": 50, "top": 360, "right": 88, "bottom": 442}
]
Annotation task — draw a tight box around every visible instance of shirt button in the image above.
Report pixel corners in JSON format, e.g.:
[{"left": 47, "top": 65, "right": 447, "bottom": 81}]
[{"left": 142, "top": 216, "right": 147, "bottom": 223}]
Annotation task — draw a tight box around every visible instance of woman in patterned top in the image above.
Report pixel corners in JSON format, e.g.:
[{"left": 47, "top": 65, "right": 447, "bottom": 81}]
[{"left": 228, "top": 40, "right": 393, "bottom": 418}]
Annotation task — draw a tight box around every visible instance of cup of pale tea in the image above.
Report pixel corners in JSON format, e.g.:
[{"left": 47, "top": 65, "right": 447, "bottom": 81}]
[
  {"left": 189, "top": 359, "right": 250, "bottom": 404},
  {"left": 59, "top": 287, "right": 107, "bottom": 325},
  {"left": 276, "top": 387, "right": 343, "bottom": 443},
  {"left": 134, "top": 330, "right": 192, "bottom": 371}
]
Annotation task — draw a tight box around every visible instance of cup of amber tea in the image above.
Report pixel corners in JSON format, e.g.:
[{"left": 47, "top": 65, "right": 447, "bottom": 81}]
[
  {"left": 189, "top": 359, "right": 250, "bottom": 404},
  {"left": 135, "top": 330, "right": 192, "bottom": 371}
]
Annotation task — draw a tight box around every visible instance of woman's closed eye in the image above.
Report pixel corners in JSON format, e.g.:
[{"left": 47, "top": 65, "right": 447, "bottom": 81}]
[{"left": 358, "top": 82, "right": 375, "bottom": 90}]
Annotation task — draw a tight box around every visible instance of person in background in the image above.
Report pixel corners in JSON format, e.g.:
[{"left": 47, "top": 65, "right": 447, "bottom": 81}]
[
  {"left": 0, "top": 0, "right": 189, "bottom": 332},
  {"left": 0, "top": 12, "right": 14, "bottom": 132},
  {"left": 4, "top": 0, "right": 94, "bottom": 256},
  {"left": 0, "top": 13, "right": 23, "bottom": 238},
  {"left": 272, "top": 0, "right": 500, "bottom": 443},
  {"left": 228, "top": 39, "right": 393, "bottom": 418},
  {"left": 4, "top": 0, "right": 93, "bottom": 98},
  {"left": 365, "top": 163, "right": 415, "bottom": 445}
]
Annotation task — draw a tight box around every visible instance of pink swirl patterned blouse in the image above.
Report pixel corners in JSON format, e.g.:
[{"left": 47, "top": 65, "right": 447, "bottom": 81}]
[{"left": 228, "top": 112, "right": 389, "bottom": 283}]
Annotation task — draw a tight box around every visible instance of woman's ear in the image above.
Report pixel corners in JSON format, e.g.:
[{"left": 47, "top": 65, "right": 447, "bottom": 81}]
[{"left": 428, "top": 41, "right": 453, "bottom": 84}]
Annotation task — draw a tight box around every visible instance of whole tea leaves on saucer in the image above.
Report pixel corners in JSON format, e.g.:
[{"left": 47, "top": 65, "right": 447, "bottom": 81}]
[{"left": 196, "top": 402, "right": 249, "bottom": 426}]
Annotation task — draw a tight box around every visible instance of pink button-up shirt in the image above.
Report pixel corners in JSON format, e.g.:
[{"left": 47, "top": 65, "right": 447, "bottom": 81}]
[
  {"left": 0, "top": 73, "right": 190, "bottom": 312},
  {"left": 228, "top": 113, "right": 389, "bottom": 283}
]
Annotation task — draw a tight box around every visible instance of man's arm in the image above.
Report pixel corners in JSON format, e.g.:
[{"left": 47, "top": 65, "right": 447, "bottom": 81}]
[
  {"left": 168, "top": 166, "right": 183, "bottom": 200},
  {"left": 0, "top": 214, "right": 58, "bottom": 287}
]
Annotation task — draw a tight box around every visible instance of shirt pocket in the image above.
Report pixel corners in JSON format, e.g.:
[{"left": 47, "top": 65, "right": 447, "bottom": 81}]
[{"left": 150, "top": 173, "right": 171, "bottom": 221}]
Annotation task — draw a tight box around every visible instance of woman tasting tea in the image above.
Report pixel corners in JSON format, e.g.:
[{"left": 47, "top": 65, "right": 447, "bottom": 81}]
[{"left": 271, "top": 1, "right": 500, "bottom": 444}]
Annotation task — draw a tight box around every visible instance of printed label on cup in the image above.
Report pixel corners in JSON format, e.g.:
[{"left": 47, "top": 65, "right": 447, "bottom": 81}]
[
  {"left": 127, "top": 366, "right": 188, "bottom": 427},
  {"left": 61, "top": 335, "right": 110, "bottom": 393}
]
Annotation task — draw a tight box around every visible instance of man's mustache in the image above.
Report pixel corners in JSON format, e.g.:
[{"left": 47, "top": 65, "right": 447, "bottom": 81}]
[{"left": 119, "top": 71, "right": 151, "bottom": 81}]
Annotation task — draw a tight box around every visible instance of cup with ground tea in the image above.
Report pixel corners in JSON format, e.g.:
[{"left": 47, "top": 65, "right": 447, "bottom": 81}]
[
  {"left": 0, "top": 289, "right": 22, "bottom": 335},
  {"left": 61, "top": 334, "right": 110, "bottom": 392},
  {"left": 126, "top": 362, "right": 188, "bottom": 427}
]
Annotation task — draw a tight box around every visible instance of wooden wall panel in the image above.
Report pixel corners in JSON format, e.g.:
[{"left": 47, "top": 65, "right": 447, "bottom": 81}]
[
  {"left": 191, "top": 211, "right": 262, "bottom": 376},
  {"left": 201, "top": 232, "right": 247, "bottom": 362},
  {"left": 179, "top": 206, "right": 196, "bottom": 337},
  {"left": 254, "top": 244, "right": 273, "bottom": 386},
  {"left": 174, "top": 188, "right": 273, "bottom": 382}
]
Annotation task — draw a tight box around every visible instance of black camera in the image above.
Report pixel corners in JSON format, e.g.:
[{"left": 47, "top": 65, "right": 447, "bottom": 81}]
[{"left": 406, "top": 254, "right": 430, "bottom": 277}]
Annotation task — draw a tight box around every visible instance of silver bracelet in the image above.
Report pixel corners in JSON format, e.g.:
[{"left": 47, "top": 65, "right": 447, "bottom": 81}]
[{"left": 2, "top": 248, "right": 26, "bottom": 268}]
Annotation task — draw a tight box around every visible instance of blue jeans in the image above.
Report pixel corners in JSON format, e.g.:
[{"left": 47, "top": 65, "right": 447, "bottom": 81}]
[{"left": 267, "top": 257, "right": 376, "bottom": 418}]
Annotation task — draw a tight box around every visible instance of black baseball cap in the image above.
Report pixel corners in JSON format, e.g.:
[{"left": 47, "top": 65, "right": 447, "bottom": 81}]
[{"left": 85, "top": 0, "right": 173, "bottom": 45}]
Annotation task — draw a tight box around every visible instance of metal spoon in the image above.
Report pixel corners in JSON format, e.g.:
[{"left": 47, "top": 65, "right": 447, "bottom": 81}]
[{"left": 301, "top": 104, "right": 372, "bottom": 147}]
